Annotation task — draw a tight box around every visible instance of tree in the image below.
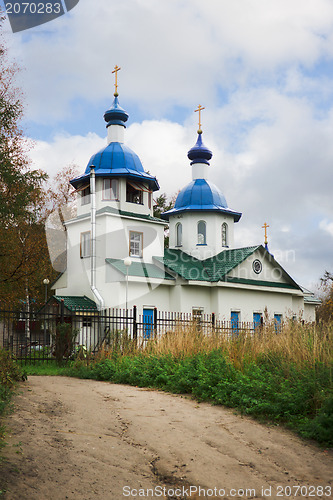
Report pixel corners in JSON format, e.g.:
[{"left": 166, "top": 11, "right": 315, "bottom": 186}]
[
  {"left": 0, "top": 12, "right": 52, "bottom": 307},
  {"left": 153, "top": 193, "right": 174, "bottom": 219},
  {"left": 153, "top": 192, "right": 176, "bottom": 248},
  {"left": 0, "top": 12, "right": 46, "bottom": 227},
  {"left": 45, "top": 164, "right": 78, "bottom": 273},
  {"left": 48, "top": 163, "right": 78, "bottom": 215},
  {"left": 317, "top": 271, "right": 333, "bottom": 323}
]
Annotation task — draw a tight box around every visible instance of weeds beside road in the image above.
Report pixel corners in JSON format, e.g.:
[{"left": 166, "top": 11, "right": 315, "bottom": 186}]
[{"left": 23, "top": 320, "right": 333, "bottom": 447}]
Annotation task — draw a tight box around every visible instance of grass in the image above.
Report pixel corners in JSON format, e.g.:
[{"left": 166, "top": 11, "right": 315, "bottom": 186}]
[
  {"left": 15, "top": 320, "right": 333, "bottom": 447},
  {"left": 22, "top": 361, "right": 69, "bottom": 376},
  {"left": 67, "top": 320, "right": 333, "bottom": 446}
]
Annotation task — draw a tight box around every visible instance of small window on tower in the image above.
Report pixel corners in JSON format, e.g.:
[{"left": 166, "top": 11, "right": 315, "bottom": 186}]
[
  {"left": 80, "top": 231, "right": 91, "bottom": 258},
  {"left": 222, "top": 222, "right": 228, "bottom": 247},
  {"left": 103, "top": 179, "right": 119, "bottom": 200},
  {"left": 81, "top": 186, "right": 91, "bottom": 206},
  {"left": 197, "top": 220, "right": 206, "bottom": 245},
  {"left": 129, "top": 231, "right": 143, "bottom": 257},
  {"left": 176, "top": 222, "right": 182, "bottom": 247},
  {"left": 126, "top": 182, "right": 143, "bottom": 204}
]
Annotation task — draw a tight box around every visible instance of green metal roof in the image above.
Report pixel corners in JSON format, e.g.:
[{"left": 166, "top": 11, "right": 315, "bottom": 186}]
[
  {"left": 156, "top": 246, "right": 299, "bottom": 290},
  {"left": 69, "top": 206, "right": 165, "bottom": 224},
  {"left": 53, "top": 295, "right": 98, "bottom": 311},
  {"left": 303, "top": 294, "right": 321, "bottom": 304},
  {"left": 155, "top": 249, "right": 210, "bottom": 281},
  {"left": 99, "top": 206, "right": 165, "bottom": 223},
  {"left": 203, "top": 246, "right": 259, "bottom": 281},
  {"left": 158, "top": 247, "right": 258, "bottom": 282},
  {"left": 106, "top": 259, "right": 174, "bottom": 280},
  {"left": 225, "top": 277, "right": 298, "bottom": 289}
]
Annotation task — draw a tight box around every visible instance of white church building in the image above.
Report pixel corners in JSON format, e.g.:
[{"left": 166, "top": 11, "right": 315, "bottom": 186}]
[{"left": 52, "top": 83, "right": 318, "bottom": 328}]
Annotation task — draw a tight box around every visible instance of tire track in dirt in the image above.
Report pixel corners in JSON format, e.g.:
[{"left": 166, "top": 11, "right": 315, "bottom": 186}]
[{"left": 1, "top": 376, "right": 332, "bottom": 499}]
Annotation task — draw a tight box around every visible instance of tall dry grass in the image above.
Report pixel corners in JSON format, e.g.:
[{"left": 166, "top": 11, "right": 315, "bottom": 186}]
[
  {"left": 96, "top": 320, "right": 333, "bottom": 371},
  {"left": 143, "top": 320, "right": 333, "bottom": 369}
]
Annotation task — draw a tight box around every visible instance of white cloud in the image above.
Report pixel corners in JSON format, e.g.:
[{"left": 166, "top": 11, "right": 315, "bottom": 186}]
[
  {"left": 8, "top": 0, "right": 333, "bottom": 123},
  {"left": 320, "top": 219, "right": 333, "bottom": 237},
  {"left": 29, "top": 132, "right": 105, "bottom": 178},
  {"left": 127, "top": 120, "right": 192, "bottom": 196},
  {"left": 3, "top": 0, "right": 333, "bottom": 288}
]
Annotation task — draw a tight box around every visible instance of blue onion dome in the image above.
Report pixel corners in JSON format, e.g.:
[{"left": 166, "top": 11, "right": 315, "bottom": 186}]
[
  {"left": 161, "top": 179, "right": 242, "bottom": 221},
  {"left": 70, "top": 94, "right": 159, "bottom": 191},
  {"left": 70, "top": 142, "right": 159, "bottom": 191},
  {"left": 187, "top": 133, "right": 212, "bottom": 165},
  {"left": 104, "top": 95, "right": 129, "bottom": 128}
]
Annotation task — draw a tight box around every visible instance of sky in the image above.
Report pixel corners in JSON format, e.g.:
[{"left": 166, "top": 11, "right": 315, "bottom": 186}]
[{"left": 1, "top": 0, "right": 333, "bottom": 292}]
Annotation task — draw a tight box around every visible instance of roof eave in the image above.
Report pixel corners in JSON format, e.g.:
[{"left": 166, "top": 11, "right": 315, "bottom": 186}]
[
  {"left": 161, "top": 207, "right": 242, "bottom": 222},
  {"left": 70, "top": 171, "right": 159, "bottom": 192}
]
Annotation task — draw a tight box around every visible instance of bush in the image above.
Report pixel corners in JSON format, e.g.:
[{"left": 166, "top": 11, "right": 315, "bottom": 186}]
[
  {"left": 65, "top": 321, "right": 333, "bottom": 446},
  {"left": 52, "top": 323, "right": 78, "bottom": 365},
  {"left": 79, "top": 347, "right": 332, "bottom": 446},
  {"left": 0, "top": 348, "right": 25, "bottom": 450},
  {"left": 0, "top": 348, "right": 25, "bottom": 390},
  {"left": 299, "top": 395, "right": 333, "bottom": 446}
]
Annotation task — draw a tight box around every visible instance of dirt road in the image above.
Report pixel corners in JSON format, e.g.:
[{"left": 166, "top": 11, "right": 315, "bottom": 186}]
[{"left": 1, "top": 376, "right": 332, "bottom": 499}]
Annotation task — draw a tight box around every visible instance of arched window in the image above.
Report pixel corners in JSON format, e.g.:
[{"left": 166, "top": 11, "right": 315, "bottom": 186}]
[
  {"left": 222, "top": 222, "right": 228, "bottom": 247},
  {"left": 197, "top": 220, "right": 206, "bottom": 245},
  {"left": 176, "top": 222, "right": 182, "bottom": 247}
]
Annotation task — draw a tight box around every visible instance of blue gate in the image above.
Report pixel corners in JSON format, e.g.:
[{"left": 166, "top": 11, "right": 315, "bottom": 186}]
[
  {"left": 253, "top": 312, "right": 262, "bottom": 331},
  {"left": 231, "top": 311, "right": 239, "bottom": 336},
  {"left": 143, "top": 309, "right": 154, "bottom": 339},
  {"left": 274, "top": 314, "right": 282, "bottom": 333}
]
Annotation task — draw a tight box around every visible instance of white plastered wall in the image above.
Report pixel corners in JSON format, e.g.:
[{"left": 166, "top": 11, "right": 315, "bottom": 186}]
[
  {"left": 169, "top": 212, "right": 235, "bottom": 259},
  {"left": 228, "top": 249, "right": 287, "bottom": 284}
]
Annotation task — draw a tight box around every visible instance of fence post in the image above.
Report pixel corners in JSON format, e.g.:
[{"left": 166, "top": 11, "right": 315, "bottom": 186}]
[
  {"left": 133, "top": 305, "right": 137, "bottom": 340},
  {"left": 212, "top": 312, "right": 215, "bottom": 330},
  {"left": 154, "top": 307, "right": 158, "bottom": 338},
  {"left": 60, "top": 299, "right": 64, "bottom": 323}
]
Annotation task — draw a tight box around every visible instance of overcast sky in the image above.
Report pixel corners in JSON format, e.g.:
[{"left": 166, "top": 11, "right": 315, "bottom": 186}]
[{"left": 1, "top": 0, "right": 333, "bottom": 291}]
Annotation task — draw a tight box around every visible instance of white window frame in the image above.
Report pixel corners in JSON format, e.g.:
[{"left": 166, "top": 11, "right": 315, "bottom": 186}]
[
  {"left": 80, "top": 231, "right": 91, "bottom": 258},
  {"left": 129, "top": 231, "right": 143, "bottom": 258},
  {"left": 222, "top": 222, "right": 228, "bottom": 247},
  {"left": 176, "top": 222, "right": 182, "bottom": 247},
  {"left": 192, "top": 307, "right": 204, "bottom": 321},
  {"left": 103, "top": 178, "right": 119, "bottom": 201},
  {"left": 81, "top": 186, "right": 91, "bottom": 206},
  {"left": 197, "top": 220, "right": 206, "bottom": 245}
]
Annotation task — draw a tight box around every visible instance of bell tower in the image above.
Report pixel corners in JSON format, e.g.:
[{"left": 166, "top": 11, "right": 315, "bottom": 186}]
[{"left": 161, "top": 105, "right": 242, "bottom": 259}]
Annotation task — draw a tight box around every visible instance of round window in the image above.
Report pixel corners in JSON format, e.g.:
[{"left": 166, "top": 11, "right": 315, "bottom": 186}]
[{"left": 252, "top": 259, "right": 262, "bottom": 274}]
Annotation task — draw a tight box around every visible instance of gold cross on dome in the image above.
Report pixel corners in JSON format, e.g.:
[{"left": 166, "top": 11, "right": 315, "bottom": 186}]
[
  {"left": 262, "top": 222, "right": 269, "bottom": 244},
  {"left": 112, "top": 65, "right": 121, "bottom": 96},
  {"left": 195, "top": 104, "right": 205, "bottom": 133}
]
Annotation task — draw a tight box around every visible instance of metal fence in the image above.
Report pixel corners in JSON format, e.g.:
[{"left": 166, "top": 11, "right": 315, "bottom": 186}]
[{"left": 0, "top": 306, "right": 255, "bottom": 363}]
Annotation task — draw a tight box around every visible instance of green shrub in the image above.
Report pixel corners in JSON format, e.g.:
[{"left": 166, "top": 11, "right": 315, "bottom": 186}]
[
  {"left": 78, "top": 348, "right": 332, "bottom": 446},
  {"left": 0, "top": 348, "right": 25, "bottom": 450},
  {"left": 52, "top": 323, "right": 78, "bottom": 365},
  {"left": 0, "top": 348, "right": 25, "bottom": 390},
  {"left": 298, "top": 395, "right": 333, "bottom": 446}
]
